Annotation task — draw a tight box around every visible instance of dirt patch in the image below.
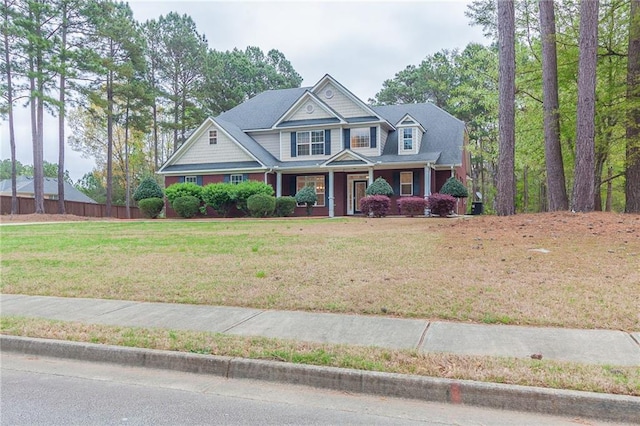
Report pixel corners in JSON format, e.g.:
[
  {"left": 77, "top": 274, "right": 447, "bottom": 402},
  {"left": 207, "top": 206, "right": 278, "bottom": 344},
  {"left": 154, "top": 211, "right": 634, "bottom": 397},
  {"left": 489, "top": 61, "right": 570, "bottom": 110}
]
[{"left": 0, "top": 213, "right": 117, "bottom": 223}]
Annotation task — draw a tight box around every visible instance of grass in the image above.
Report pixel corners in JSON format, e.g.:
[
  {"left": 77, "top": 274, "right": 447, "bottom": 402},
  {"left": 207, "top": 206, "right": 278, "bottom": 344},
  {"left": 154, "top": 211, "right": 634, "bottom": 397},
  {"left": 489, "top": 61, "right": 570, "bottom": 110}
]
[
  {"left": 1, "top": 213, "right": 639, "bottom": 330},
  {"left": 2, "top": 316, "right": 638, "bottom": 396}
]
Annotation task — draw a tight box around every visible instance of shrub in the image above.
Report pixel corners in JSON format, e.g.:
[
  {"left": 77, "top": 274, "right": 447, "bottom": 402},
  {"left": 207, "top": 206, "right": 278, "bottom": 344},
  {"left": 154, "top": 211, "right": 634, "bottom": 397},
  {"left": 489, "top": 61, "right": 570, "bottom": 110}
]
[
  {"left": 365, "top": 177, "right": 394, "bottom": 197},
  {"left": 202, "top": 183, "right": 235, "bottom": 216},
  {"left": 247, "top": 193, "right": 276, "bottom": 217},
  {"left": 138, "top": 197, "right": 164, "bottom": 219},
  {"left": 133, "top": 177, "right": 163, "bottom": 202},
  {"left": 360, "top": 195, "right": 391, "bottom": 217},
  {"left": 233, "top": 180, "right": 275, "bottom": 215},
  {"left": 165, "top": 182, "right": 204, "bottom": 205},
  {"left": 397, "top": 196, "right": 427, "bottom": 217},
  {"left": 275, "top": 196, "right": 297, "bottom": 217},
  {"left": 172, "top": 195, "right": 200, "bottom": 218},
  {"left": 440, "top": 177, "right": 469, "bottom": 198},
  {"left": 295, "top": 185, "right": 317, "bottom": 215},
  {"left": 427, "top": 193, "right": 456, "bottom": 217}
]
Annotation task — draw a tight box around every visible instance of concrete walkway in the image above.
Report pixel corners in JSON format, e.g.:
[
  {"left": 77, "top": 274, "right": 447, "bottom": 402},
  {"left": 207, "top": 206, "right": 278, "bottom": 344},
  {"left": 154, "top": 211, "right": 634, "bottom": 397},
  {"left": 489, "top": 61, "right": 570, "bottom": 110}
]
[{"left": 2, "top": 294, "right": 639, "bottom": 366}]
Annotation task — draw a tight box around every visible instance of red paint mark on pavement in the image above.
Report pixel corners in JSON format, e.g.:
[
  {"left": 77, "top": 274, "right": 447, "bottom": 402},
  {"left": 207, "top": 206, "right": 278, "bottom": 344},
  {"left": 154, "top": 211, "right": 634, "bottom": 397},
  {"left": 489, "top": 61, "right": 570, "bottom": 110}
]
[{"left": 450, "top": 383, "right": 462, "bottom": 404}]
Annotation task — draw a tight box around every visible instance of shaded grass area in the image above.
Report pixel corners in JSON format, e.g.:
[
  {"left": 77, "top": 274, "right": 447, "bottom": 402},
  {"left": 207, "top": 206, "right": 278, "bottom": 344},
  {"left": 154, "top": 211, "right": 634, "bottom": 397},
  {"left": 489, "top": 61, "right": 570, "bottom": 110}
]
[
  {"left": 2, "top": 316, "right": 638, "bottom": 396},
  {"left": 1, "top": 213, "right": 639, "bottom": 330}
]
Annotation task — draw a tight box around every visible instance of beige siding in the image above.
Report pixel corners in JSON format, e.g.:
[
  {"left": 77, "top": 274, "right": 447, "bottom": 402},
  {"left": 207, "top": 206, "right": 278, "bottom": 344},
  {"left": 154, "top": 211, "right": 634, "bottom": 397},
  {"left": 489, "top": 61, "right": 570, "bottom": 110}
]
[
  {"left": 380, "top": 128, "right": 389, "bottom": 153},
  {"left": 286, "top": 99, "right": 333, "bottom": 121},
  {"left": 250, "top": 132, "right": 280, "bottom": 158},
  {"left": 175, "top": 124, "right": 253, "bottom": 165},
  {"left": 314, "top": 82, "right": 370, "bottom": 118}
]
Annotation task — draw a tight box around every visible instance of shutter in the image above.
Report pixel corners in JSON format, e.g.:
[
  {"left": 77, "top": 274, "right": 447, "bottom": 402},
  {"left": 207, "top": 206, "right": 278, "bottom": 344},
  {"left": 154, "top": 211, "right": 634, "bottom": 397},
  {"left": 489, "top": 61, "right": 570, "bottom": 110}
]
[
  {"left": 324, "top": 175, "right": 329, "bottom": 206},
  {"left": 343, "top": 129, "right": 350, "bottom": 149},
  {"left": 413, "top": 171, "right": 421, "bottom": 196},
  {"left": 178, "top": 176, "right": 185, "bottom": 183},
  {"left": 324, "top": 129, "right": 331, "bottom": 155},
  {"left": 392, "top": 172, "right": 400, "bottom": 195},
  {"left": 243, "top": 173, "right": 249, "bottom": 182},
  {"left": 290, "top": 175, "right": 297, "bottom": 196},
  {"left": 290, "top": 132, "right": 297, "bottom": 157},
  {"left": 223, "top": 175, "right": 230, "bottom": 183},
  {"left": 196, "top": 176, "right": 203, "bottom": 186},
  {"left": 370, "top": 126, "right": 377, "bottom": 148}
]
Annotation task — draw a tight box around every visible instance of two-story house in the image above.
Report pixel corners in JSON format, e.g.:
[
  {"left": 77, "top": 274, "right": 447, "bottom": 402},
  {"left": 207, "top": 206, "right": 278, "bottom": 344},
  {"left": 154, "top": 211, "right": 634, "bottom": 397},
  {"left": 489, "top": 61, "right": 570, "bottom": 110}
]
[{"left": 158, "top": 74, "right": 470, "bottom": 217}]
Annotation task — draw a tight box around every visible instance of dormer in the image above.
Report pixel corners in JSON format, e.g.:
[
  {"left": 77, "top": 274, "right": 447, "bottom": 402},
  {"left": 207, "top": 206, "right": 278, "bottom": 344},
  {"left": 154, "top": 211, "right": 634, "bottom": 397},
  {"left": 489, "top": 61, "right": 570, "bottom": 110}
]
[{"left": 396, "top": 114, "right": 425, "bottom": 155}]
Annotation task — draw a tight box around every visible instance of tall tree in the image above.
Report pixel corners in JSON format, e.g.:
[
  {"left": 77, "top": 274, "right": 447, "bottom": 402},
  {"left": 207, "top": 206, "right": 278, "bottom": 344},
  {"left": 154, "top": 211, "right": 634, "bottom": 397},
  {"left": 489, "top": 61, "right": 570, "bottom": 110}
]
[
  {"left": 0, "top": 0, "right": 19, "bottom": 214},
  {"left": 572, "top": 0, "right": 599, "bottom": 212},
  {"left": 539, "top": 0, "right": 568, "bottom": 211},
  {"left": 626, "top": 0, "right": 640, "bottom": 213},
  {"left": 141, "top": 19, "right": 162, "bottom": 170},
  {"left": 496, "top": 0, "right": 516, "bottom": 216}
]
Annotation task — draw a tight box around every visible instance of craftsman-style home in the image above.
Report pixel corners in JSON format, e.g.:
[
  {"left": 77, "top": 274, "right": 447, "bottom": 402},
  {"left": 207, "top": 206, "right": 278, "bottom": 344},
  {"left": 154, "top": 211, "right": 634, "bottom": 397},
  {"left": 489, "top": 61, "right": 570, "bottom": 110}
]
[{"left": 158, "top": 74, "right": 470, "bottom": 217}]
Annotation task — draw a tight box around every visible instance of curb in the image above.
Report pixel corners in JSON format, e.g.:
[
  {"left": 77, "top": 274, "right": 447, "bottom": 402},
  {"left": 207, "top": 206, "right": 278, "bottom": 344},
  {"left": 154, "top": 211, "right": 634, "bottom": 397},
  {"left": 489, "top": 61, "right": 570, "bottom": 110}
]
[{"left": 2, "top": 335, "right": 639, "bottom": 423}]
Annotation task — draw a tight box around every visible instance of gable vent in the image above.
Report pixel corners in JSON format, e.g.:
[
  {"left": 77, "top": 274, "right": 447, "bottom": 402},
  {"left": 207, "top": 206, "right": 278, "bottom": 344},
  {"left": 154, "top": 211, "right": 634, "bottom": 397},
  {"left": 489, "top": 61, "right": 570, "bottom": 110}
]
[{"left": 325, "top": 89, "right": 334, "bottom": 99}]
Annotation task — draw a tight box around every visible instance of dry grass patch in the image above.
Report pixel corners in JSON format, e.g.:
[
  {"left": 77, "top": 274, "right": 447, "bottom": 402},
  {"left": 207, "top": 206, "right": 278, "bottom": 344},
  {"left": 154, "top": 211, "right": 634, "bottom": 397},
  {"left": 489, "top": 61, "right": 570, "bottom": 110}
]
[
  {"left": 2, "top": 316, "right": 638, "bottom": 396},
  {"left": 1, "top": 212, "right": 639, "bottom": 330}
]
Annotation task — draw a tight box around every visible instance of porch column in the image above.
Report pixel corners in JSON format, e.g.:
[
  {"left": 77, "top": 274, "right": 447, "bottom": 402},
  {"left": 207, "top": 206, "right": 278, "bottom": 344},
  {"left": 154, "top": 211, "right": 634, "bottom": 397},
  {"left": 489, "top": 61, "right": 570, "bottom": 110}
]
[
  {"left": 328, "top": 170, "right": 335, "bottom": 218},
  {"left": 276, "top": 171, "right": 282, "bottom": 197},
  {"left": 368, "top": 167, "right": 374, "bottom": 185},
  {"left": 424, "top": 164, "right": 432, "bottom": 197}
]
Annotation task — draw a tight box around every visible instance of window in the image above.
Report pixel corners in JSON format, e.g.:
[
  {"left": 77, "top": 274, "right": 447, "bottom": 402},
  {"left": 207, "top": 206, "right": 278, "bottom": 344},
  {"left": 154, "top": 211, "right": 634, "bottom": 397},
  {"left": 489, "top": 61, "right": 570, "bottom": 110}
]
[
  {"left": 209, "top": 130, "right": 218, "bottom": 145},
  {"left": 296, "top": 130, "right": 324, "bottom": 156},
  {"left": 402, "top": 128, "right": 413, "bottom": 150},
  {"left": 296, "top": 176, "right": 325, "bottom": 207},
  {"left": 350, "top": 128, "right": 370, "bottom": 148},
  {"left": 400, "top": 172, "right": 413, "bottom": 196},
  {"left": 230, "top": 174, "right": 244, "bottom": 185},
  {"left": 185, "top": 176, "right": 198, "bottom": 184}
]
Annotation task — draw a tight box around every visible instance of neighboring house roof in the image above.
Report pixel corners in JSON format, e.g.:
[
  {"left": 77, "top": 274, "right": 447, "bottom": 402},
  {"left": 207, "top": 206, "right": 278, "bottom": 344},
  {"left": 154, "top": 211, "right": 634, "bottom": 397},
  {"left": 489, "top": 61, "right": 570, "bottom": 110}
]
[
  {"left": 159, "top": 75, "right": 466, "bottom": 175},
  {"left": 0, "top": 176, "right": 98, "bottom": 204}
]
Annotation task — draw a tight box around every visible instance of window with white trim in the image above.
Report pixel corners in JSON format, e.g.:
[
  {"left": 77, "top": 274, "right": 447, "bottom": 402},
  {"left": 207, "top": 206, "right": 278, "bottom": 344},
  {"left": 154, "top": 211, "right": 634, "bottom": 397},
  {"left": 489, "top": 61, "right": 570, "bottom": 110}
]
[
  {"left": 230, "top": 174, "right": 244, "bottom": 185},
  {"left": 296, "top": 176, "right": 325, "bottom": 207},
  {"left": 350, "top": 128, "right": 370, "bottom": 148},
  {"left": 297, "top": 130, "right": 324, "bottom": 156},
  {"left": 400, "top": 172, "right": 413, "bottom": 196},
  {"left": 209, "top": 130, "right": 218, "bottom": 145},
  {"left": 185, "top": 176, "right": 198, "bottom": 184},
  {"left": 402, "top": 128, "right": 414, "bottom": 150}
]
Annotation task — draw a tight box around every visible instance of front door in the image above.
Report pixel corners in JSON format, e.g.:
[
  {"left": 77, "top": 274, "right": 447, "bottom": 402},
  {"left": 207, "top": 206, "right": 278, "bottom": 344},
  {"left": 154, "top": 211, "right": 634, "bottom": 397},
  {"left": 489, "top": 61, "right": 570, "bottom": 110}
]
[{"left": 353, "top": 181, "right": 368, "bottom": 213}]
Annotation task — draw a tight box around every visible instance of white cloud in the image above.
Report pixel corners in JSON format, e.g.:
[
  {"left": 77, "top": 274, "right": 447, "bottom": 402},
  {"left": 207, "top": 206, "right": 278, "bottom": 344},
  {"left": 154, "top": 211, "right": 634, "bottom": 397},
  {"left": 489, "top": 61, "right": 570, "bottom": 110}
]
[{"left": 1, "top": 0, "right": 488, "bottom": 181}]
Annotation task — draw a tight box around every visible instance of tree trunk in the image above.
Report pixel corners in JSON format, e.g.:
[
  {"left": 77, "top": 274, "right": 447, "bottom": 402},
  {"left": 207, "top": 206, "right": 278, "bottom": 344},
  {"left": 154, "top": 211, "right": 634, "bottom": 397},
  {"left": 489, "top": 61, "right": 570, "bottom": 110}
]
[
  {"left": 2, "top": 0, "right": 18, "bottom": 215},
  {"left": 626, "top": 0, "right": 640, "bottom": 213},
  {"left": 605, "top": 166, "right": 613, "bottom": 212},
  {"left": 57, "top": 1, "right": 68, "bottom": 214},
  {"left": 106, "top": 66, "right": 114, "bottom": 217},
  {"left": 572, "top": 0, "right": 599, "bottom": 212},
  {"left": 124, "top": 103, "right": 131, "bottom": 219},
  {"left": 539, "top": 0, "right": 568, "bottom": 211},
  {"left": 496, "top": 0, "right": 516, "bottom": 216}
]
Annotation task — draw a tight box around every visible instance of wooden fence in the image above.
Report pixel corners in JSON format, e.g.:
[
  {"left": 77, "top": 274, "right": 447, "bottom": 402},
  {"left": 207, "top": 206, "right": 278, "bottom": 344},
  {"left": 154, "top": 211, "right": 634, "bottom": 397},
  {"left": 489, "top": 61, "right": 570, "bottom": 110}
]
[{"left": 0, "top": 196, "right": 141, "bottom": 219}]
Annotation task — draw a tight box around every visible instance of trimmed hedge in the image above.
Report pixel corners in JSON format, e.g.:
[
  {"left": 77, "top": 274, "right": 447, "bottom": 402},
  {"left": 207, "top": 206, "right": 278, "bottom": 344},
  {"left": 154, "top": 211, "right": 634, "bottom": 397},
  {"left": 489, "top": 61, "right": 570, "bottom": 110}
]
[
  {"left": 440, "top": 177, "right": 469, "bottom": 198},
  {"left": 247, "top": 193, "right": 276, "bottom": 217},
  {"left": 234, "top": 181, "right": 275, "bottom": 215},
  {"left": 138, "top": 197, "right": 164, "bottom": 219},
  {"left": 165, "top": 182, "right": 204, "bottom": 205},
  {"left": 397, "top": 196, "right": 427, "bottom": 217},
  {"left": 360, "top": 195, "right": 391, "bottom": 217},
  {"left": 365, "top": 177, "right": 394, "bottom": 197},
  {"left": 172, "top": 195, "right": 200, "bottom": 218},
  {"left": 202, "top": 183, "right": 235, "bottom": 217},
  {"left": 275, "top": 196, "right": 297, "bottom": 217},
  {"left": 133, "top": 177, "right": 163, "bottom": 202},
  {"left": 427, "top": 193, "right": 456, "bottom": 216}
]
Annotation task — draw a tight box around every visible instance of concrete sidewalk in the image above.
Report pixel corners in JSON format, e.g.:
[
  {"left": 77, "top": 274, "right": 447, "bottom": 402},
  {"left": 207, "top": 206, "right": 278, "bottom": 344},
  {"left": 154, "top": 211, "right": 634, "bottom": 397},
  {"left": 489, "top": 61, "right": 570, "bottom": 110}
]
[{"left": 2, "top": 294, "right": 639, "bottom": 366}]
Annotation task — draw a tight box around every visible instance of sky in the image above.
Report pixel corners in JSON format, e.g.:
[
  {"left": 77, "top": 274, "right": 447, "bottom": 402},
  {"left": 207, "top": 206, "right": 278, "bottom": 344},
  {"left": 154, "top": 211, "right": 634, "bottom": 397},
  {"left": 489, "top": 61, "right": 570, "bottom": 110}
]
[{"left": 0, "top": 0, "right": 489, "bottom": 182}]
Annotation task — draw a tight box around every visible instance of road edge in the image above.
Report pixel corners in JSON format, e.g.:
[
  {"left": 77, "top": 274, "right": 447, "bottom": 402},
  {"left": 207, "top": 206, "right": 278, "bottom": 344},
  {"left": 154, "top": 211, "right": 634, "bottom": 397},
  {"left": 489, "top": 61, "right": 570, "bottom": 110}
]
[{"left": 2, "top": 335, "right": 638, "bottom": 423}]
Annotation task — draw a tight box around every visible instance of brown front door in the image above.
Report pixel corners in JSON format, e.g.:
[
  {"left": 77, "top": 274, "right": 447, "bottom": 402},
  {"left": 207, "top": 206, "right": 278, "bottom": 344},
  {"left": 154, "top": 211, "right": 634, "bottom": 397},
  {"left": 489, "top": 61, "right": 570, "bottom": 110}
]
[{"left": 353, "top": 181, "right": 367, "bottom": 213}]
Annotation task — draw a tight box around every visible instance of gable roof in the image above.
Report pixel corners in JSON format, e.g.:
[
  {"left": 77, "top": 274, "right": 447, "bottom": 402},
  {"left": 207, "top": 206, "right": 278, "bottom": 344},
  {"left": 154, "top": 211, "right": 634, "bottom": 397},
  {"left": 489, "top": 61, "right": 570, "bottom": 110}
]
[
  {"left": 0, "top": 176, "right": 98, "bottom": 203},
  {"left": 372, "top": 103, "right": 465, "bottom": 166},
  {"left": 273, "top": 90, "right": 346, "bottom": 128}
]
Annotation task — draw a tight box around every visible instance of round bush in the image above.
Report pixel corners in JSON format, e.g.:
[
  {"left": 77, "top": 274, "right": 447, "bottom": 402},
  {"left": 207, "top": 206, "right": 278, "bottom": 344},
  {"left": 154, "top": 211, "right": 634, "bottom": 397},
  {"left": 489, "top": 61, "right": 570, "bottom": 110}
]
[
  {"left": 165, "top": 182, "right": 204, "bottom": 205},
  {"left": 427, "top": 193, "right": 456, "bottom": 216},
  {"left": 133, "top": 177, "right": 163, "bottom": 202},
  {"left": 440, "top": 177, "right": 469, "bottom": 198},
  {"left": 275, "top": 196, "right": 297, "bottom": 217},
  {"left": 247, "top": 193, "right": 276, "bottom": 217},
  {"left": 172, "top": 195, "right": 200, "bottom": 218},
  {"left": 295, "top": 185, "right": 317, "bottom": 215},
  {"left": 233, "top": 180, "right": 275, "bottom": 215},
  {"left": 365, "top": 177, "right": 394, "bottom": 197},
  {"left": 397, "top": 196, "right": 427, "bottom": 217},
  {"left": 360, "top": 195, "right": 391, "bottom": 217},
  {"left": 202, "top": 183, "right": 235, "bottom": 216},
  {"left": 138, "top": 197, "right": 164, "bottom": 219}
]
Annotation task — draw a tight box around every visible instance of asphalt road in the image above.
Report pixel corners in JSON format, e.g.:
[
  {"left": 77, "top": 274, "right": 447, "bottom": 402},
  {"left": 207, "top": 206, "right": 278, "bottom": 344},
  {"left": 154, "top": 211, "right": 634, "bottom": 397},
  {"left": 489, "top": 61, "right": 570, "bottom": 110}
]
[{"left": 0, "top": 353, "right": 621, "bottom": 426}]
